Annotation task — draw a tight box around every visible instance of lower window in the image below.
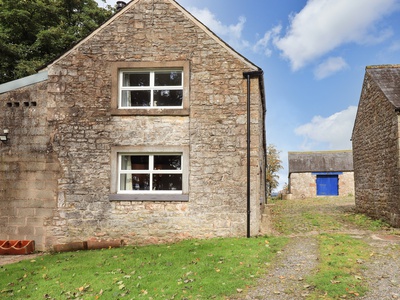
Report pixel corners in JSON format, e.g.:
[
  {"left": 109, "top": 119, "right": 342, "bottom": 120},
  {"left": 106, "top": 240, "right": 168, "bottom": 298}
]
[
  {"left": 110, "top": 146, "right": 189, "bottom": 201},
  {"left": 119, "top": 154, "right": 182, "bottom": 193}
]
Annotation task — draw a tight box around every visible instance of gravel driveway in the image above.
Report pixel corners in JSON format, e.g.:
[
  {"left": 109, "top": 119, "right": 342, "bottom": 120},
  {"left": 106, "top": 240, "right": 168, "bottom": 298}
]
[{"left": 235, "top": 197, "right": 400, "bottom": 300}]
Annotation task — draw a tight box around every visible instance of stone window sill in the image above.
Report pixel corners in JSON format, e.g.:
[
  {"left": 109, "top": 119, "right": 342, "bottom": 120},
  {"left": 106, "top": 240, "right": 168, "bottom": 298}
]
[
  {"left": 110, "top": 108, "right": 189, "bottom": 116},
  {"left": 109, "top": 194, "right": 189, "bottom": 202}
]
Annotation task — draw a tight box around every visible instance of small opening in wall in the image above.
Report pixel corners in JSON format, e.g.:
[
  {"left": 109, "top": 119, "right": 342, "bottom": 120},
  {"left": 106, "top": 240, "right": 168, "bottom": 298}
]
[
  {"left": 6, "top": 102, "right": 12, "bottom": 107},
  {"left": 13, "top": 102, "right": 20, "bottom": 107},
  {"left": 30, "top": 102, "right": 37, "bottom": 107},
  {"left": 24, "top": 102, "right": 29, "bottom": 107}
]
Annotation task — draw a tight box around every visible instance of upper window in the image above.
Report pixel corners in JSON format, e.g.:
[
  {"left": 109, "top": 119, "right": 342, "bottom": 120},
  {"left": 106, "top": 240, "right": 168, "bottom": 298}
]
[
  {"left": 111, "top": 61, "right": 190, "bottom": 116},
  {"left": 119, "top": 70, "right": 183, "bottom": 108}
]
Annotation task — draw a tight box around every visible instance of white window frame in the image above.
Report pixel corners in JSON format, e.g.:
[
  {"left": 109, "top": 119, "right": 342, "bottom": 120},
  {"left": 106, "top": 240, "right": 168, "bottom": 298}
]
[
  {"left": 111, "top": 61, "right": 190, "bottom": 116},
  {"left": 118, "top": 152, "right": 183, "bottom": 194},
  {"left": 110, "top": 146, "right": 189, "bottom": 201},
  {"left": 119, "top": 69, "right": 184, "bottom": 109}
]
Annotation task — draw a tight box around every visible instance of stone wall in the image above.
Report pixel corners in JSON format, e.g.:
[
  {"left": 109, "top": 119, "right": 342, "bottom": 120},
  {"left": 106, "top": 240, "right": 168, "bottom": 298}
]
[
  {"left": 0, "top": 0, "right": 265, "bottom": 249},
  {"left": 339, "top": 172, "right": 355, "bottom": 196},
  {"left": 289, "top": 172, "right": 354, "bottom": 199},
  {"left": 0, "top": 83, "right": 61, "bottom": 251},
  {"left": 289, "top": 173, "right": 316, "bottom": 199},
  {"left": 352, "top": 73, "right": 400, "bottom": 227}
]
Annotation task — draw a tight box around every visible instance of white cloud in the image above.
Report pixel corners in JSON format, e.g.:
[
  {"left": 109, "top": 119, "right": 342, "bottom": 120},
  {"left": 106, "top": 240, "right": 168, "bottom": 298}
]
[
  {"left": 253, "top": 25, "right": 282, "bottom": 57},
  {"left": 273, "top": 0, "right": 397, "bottom": 70},
  {"left": 295, "top": 106, "right": 357, "bottom": 150},
  {"left": 314, "top": 57, "right": 348, "bottom": 79},
  {"left": 189, "top": 7, "right": 249, "bottom": 49}
]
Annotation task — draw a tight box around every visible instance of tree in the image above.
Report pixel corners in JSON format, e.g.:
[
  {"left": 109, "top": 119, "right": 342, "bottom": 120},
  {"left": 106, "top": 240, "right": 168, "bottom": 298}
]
[
  {"left": 0, "top": 0, "right": 113, "bottom": 84},
  {"left": 266, "top": 144, "right": 283, "bottom": 197}
]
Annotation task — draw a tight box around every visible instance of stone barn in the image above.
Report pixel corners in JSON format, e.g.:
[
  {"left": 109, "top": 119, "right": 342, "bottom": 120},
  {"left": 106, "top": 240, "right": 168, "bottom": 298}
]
[
  {"left": 0, "top": 0, "right": 266, "bottom": 251},
  {"left": 287, "top": 150, "right": 354, "bottom": 199},
  {"left": 352, "top": 64, "right": 400, "bottom": 227}
]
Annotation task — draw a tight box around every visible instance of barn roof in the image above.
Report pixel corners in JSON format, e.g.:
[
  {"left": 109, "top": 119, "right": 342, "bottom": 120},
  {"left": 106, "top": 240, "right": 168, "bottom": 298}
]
[
  {"left": 288, "top": 150, "right": 353, "bottom": 174},
  {"left": 366, "top": 65, "right": 400, "bottom": 109}
]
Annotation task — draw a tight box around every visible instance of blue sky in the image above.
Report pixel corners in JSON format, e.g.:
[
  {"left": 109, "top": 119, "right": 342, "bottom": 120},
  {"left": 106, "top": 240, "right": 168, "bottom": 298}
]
[{"left": 98, "top": 0, "right": 400, "bottom": 190}]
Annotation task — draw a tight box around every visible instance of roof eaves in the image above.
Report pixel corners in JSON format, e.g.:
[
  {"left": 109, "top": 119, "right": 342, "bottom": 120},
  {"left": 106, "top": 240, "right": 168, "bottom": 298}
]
[{"left": 366, "top": 64, "right": 400, "bottom": 110}]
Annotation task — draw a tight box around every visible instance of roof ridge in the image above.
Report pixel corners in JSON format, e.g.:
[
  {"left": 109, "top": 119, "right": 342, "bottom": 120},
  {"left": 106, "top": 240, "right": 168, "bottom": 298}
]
[{"left": 366, "top": 64, "right": 400, "bottom": 69}]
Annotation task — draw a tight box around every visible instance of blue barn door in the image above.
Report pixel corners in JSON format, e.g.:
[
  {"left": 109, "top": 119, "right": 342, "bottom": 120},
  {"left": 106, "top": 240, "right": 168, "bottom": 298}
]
[{"left": 316, "top": 175, "right": 338, "bottom": 196}]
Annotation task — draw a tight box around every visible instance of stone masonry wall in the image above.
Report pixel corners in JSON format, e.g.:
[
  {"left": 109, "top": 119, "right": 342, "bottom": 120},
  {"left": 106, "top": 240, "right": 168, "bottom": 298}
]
[
  {"left": 289, "top": 172, "right": 354, "bottom": 199},
  {"left": 41, "top": 0, "right": 264, "bottom": 247},
  {"left": 289, "top": 173, "right": 316, "bottom": 199},
  {"left": 352, "top": 73, "right": 400, "bottom": 227},
  {"left": 0, "top": 82, "right": 61, "bottom": 251},
  {"left": 339, "top": 172, "right": 355, "bottom": 196}
]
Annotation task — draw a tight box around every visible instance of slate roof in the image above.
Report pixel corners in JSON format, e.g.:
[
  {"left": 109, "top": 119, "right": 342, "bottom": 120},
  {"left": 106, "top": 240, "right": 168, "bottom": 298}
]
[
  {"left": 288, "top": 150, "right": 353, "bottom": 174},
  {"left": 366, "top": 65, "right": 400, "bottom": 109}
]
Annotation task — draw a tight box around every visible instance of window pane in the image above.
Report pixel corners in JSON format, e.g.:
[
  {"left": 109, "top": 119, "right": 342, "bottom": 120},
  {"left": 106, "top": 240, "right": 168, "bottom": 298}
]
[
  {"left": 123, "top": 72, "right": 149, "bottom": 86},
  {"left": 120, "top": 174, "right": 150, "bottom": 190},
  {"left": 121, "top": 155, "right": 149, "bottom": 170},
  {"left": 155, "top": 71, "right": 182, "bottom": 86},
  {"left": 154, "top": 155, "right": 181, "bottom": 170},
  {"left": 121, "top": 90, "right": 151, "bottom": 107},
  {"left": 153, "top": 174, "right": 182, "bottom": 191},
  {"left": 154, "top": 90, "right": 182, "bottom": 107}
]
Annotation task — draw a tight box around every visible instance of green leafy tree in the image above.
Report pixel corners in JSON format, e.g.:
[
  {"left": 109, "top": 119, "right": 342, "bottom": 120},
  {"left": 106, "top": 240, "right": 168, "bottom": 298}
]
[
  {"left": 0, "top": 0, "right": 113, "bottom": 84},
  {"left": 266, "top": 144, "right": 283, "bottom": 197}
]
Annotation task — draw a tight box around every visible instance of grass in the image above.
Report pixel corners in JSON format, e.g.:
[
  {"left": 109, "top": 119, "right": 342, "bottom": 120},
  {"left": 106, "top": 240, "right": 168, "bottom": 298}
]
[
  {"left": 270, "top": 196, "right": 387, "bottom": 299},
  {"left": 271, "top": 196, "right": 391, "bottom": 234},
  {"left": 0, "top": 237, "right": 288, "bottom": 300},
  {"left": 1, "top": 196, "right": 393, "bottom": 299},
  {"left": 306, "top": 234, "right": 370, "bottom": 299},
  {"left": 341, "top": 213, "right": 391, "bottom": 231},
  {"left": 270, "top": 197, "right": 346, "bottom": 234}
]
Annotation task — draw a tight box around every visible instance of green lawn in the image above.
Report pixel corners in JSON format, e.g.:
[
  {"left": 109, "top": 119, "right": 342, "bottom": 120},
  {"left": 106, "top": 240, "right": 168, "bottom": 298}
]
[
  {"left": 1, "top": 196, "right": 393, "bottom": 299},
  {"left": 306, "top": 234, "right": 370, "bottom": 299},
  {"left": 0, "top": 237, "right": 288, "bottom": 300}
]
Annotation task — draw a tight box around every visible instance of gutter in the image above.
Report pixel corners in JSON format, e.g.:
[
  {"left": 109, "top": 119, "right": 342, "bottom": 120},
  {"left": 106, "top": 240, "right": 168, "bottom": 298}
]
[{"left": 243, "top": 70, "right": 264, "bottom": 238}]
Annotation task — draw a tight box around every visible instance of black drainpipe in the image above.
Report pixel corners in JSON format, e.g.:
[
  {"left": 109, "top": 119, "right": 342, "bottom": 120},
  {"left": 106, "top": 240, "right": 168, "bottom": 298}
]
[{"left": 243, "top": 70, "right": 264, "bottom": 238}]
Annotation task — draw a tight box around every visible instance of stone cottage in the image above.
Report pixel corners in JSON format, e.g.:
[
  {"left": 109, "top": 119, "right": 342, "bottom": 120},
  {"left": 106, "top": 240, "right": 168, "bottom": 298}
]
[
  {"left": 287, "top": 150, "right": 354, "bottom": 199},
  {"left": 0, "top": 0, "right": 266, "bottom": 251},
  {"left": 352, "top": 64, "right": 400, "bottom": 227}
]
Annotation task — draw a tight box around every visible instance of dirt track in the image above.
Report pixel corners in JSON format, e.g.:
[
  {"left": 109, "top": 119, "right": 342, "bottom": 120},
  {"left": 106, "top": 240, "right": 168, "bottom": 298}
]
[{"left": 237, "top": 196, "right": 400, "bottom": 299}]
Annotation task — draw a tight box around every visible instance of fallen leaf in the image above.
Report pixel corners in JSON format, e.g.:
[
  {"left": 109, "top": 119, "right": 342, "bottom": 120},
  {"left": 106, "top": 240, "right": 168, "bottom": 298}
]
[
  {"left": 330, "top": 280, "right": 341, "bottom": 284},
  {"left": 348, "top": 291, "right": 359, "bottom": 296}
]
